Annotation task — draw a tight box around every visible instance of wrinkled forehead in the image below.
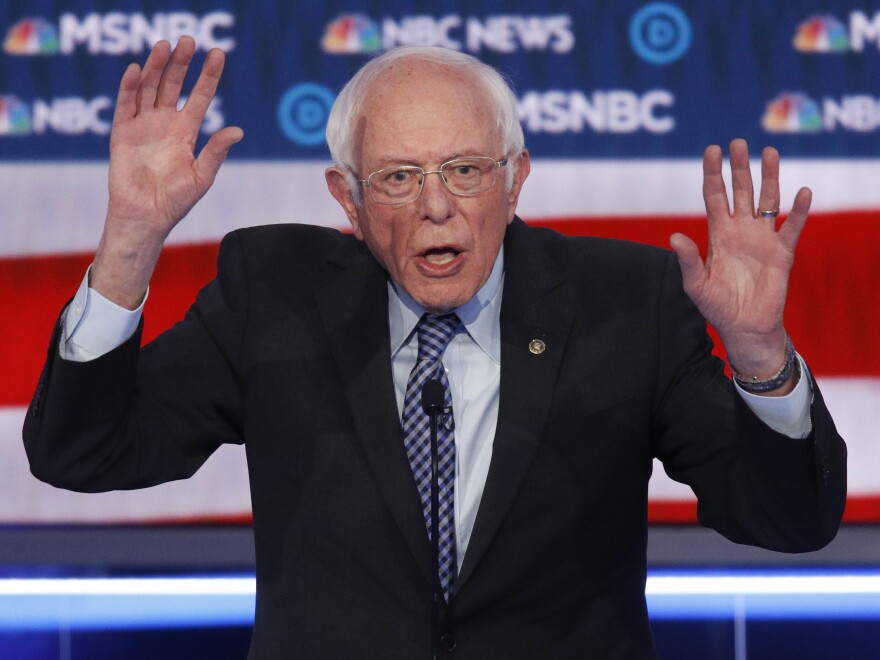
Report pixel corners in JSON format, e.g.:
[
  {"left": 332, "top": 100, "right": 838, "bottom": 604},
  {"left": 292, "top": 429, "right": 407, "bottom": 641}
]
[{"left": 352, "top": 60, "right": 500, "bottom": 168}]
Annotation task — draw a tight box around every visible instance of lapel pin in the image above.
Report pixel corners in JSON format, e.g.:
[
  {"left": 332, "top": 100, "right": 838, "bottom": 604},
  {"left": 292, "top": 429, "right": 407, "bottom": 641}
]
[{"left": 528, "top": 339, "right": 546, "bottom": 355}]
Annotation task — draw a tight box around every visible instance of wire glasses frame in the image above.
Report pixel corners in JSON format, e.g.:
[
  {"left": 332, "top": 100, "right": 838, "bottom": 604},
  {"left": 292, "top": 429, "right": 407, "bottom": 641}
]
[{"left": 357, "top": 156, "right": 509, "bottom": 206}]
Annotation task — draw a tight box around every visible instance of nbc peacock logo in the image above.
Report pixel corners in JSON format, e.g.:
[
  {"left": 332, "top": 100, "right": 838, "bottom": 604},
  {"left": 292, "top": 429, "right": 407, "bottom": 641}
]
[
  {"left": 761, "top": 93, "right": 822, "bottom": 133},
  {"left": 3, "top": 18, "right": 59, "bottom": 55},
  {"left": 793, "top": 15, "right": 849, "bottom": 52},
  {"left": 321, "top": 14, "right": 381, "bottom": 54},
  {"left": 0, "top": 96, "right": 32, "bottom": 135}
]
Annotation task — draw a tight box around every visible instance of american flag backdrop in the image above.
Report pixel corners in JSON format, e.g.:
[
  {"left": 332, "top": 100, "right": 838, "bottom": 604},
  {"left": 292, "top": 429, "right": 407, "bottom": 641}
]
[{"left": 1, "top": 1, "right": 878, "bottom": 525}]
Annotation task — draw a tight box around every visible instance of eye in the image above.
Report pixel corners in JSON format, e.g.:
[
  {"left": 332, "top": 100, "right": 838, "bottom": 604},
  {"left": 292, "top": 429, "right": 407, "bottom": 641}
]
[
  {"left": 383, "top": 169, "right": 417, "bottom": 186},
  {"left": 445, "top": 160, "right": 487, "bottom": 180}
]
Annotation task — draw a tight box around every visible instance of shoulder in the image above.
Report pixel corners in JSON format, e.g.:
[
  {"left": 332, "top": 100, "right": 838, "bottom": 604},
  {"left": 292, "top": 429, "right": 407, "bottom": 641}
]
[
  {"left": 218, "top": 223, "right": 368, "bottom": 277},
  {"left": 508, "top": 219, "right": 675, "bottom": 284},
  {"left": 224, "top": 223, "right": 359, "bottom": 258},
  {"left": 204, "top": 224, "right": 376, "bottom": 304}
]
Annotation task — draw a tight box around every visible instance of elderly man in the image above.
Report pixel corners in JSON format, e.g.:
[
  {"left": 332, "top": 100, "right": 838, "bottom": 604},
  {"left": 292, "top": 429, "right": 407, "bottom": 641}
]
[{"left": 24, "top": 38, "right": 845, "bottom": 659}]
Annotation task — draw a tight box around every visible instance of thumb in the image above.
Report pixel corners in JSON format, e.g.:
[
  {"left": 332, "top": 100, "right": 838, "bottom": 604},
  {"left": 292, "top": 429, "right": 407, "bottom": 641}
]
[
  {"left": 194, "top": 125, "right": 244, "bottom": 188},
  {"left": 669, "top": 232, "right": 705, "bottom": 291}
]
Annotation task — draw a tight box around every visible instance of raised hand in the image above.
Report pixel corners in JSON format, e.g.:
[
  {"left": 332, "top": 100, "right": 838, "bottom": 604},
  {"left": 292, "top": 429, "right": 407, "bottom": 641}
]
[
  {"left": 92, "top": 37, "right": 243, "bottom": 309},
  {"left": 669, "top": 139, "right": 811, "bottom": 391}
]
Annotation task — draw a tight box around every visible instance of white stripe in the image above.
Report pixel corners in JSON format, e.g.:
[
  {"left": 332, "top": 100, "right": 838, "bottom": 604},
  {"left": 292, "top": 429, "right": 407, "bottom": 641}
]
[
  {"left": 646, "top": 574, "right": 880, "bottom": 595},
  {"left": 647, "top": 375, "right": 880, "bottom": 502},
  {"left": 6, "top": 573, "right": 879, "bottom": 630},
  {"left": 2, "top": 572, "right": 876, "bottom": 597},
  {"left": 646, "top": 573, "right": 880, "bottom": 619},
  {"left": 4, "top": 159, "right": 880, "bottom": 257},
  {"left": 0, "top": 577, "right": 255, "bottom": 596},
  {"left": 3, "top": 377, "right": 877, "bottom": 522},
  {"left": 1, "top": 407, "right": 250, "bottom": 523}
]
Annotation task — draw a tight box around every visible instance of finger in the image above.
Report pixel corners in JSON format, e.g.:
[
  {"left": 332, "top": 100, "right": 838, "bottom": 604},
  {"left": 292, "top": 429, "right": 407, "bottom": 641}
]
[
  {"left": 193, "top": 126, "right": 244, "bottom": 189},
  {"left": 181, "top": 48, "right": 226, "bottom": 122},
  {"left": 777, "top": 187, "right": 812, "bottom": 253},
  {"left": 757, "top": 146, "right": 781, "bottom": 222},
  {"left": 702, "top": 144, "right": 730, "bottom": 219},
  {"left": 669, "top": 232, "right": 706, "bottom": 295},
  {"left": 155, "top": 36, "right": 196, "bottom": 108},
  {"left": 728, "top": 138, "right": 755, "bottom": 218},
  {"left": 135, "top": 40, "right": 172, "bottom": 112},
  {"left": 112, "top": 62, "right": 142, "bottom": 126}
]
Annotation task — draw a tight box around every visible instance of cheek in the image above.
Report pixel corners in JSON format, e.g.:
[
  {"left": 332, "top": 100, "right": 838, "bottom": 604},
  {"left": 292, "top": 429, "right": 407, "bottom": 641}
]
[
  {"left": 475, "top": 207, "right": 510, "bottom": 260},
  {"left": 361, "top": 216, "right": 408, "bottom": 272}
]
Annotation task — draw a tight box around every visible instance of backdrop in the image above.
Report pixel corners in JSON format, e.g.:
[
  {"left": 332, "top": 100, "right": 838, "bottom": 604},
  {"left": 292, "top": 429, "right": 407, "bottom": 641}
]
[{"left": 2, "top": 0, "right": 878, "bottom": 524}]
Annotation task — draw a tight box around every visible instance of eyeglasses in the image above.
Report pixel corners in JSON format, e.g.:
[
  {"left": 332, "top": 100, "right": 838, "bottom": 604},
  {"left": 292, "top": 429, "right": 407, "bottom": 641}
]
[{"left": 357, "top": 156, "right": 508, "bottom": 206}]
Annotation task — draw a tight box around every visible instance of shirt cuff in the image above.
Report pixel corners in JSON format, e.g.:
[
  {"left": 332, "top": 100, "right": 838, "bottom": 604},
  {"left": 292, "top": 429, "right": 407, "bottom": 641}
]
[
  {"left": 734, "top": 355, "right": 813, "bottom": 439},
  {"left": 60, "top": 266, "right": 146, "bottom": 362}
]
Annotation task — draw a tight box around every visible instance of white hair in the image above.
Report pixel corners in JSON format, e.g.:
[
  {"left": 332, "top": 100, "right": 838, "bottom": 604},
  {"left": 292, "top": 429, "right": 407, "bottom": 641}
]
[{"left": 325, "top": 46, "right": 525, "bottom": 206}]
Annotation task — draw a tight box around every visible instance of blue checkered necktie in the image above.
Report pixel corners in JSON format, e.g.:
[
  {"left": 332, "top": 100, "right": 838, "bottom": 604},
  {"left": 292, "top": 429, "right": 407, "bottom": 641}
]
[{"left": 401, "top": 313, "right": 459, "bottom": 602}]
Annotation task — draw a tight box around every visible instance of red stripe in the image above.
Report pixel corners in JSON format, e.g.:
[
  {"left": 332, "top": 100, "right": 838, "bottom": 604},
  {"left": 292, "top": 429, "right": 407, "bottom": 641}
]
[
  {"left": 647, "top": 500, "right": 698, "bottom": 524},
  {"left": 2, "top": 243, "right": 220, "bottom": 405},
  {"left": 119, "top": 512, "right": 255, "bottom": 526},
  {"left": 3, "top": 210, "right": 879, "bottom": 408},
  {"left": 44, "top": 498, "right": 878, "bottom": 526},
  {"left": 52, "top": 498, "right": 880, "bottom": 526},
  {"left": 648, "top": 495, "right": 880, "bottom": 524},
  {"left": 533, "top": 211, "right": 880, "bottom": 376}
]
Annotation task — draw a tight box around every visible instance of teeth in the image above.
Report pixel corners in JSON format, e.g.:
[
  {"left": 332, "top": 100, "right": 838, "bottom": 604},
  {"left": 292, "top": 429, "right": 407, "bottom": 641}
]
[{"left": 425, "top": 250, "right": 456, "bottom": 265}]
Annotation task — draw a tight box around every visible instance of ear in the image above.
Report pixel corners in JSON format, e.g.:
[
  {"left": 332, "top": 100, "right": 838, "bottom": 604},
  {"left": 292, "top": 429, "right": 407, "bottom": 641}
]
[
  {"left": 325, "top": 167, "right": 364, "bottom": 239},
  {"left": 506, "top": 150, "right": 531, "bottom": 224}
]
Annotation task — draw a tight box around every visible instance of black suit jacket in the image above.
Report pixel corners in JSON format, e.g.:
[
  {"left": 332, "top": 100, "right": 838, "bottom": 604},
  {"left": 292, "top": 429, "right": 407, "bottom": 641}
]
[{"left": 24, "top": 218, "right": 846, "bottom": 659}]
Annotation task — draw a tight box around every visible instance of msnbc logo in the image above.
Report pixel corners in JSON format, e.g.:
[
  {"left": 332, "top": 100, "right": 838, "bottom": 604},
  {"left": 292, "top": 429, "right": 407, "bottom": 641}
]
[
  {"left": 793, "top": 15, "right": 849, "bottom": 52},
  {"left": 322, "top": 14, "right": 381, "bottom": 53},
  {"left": 761, "top": 94, "right": 822, "bottom": 133},
  {"left": 0, "top": 96, "right": 32, "bottom": 135},
  {"left": 3, "top": 12, "right": 234, "bottom": 56},
  {"left": 3, "top": 18, "right": 59, "bottom": 55}
]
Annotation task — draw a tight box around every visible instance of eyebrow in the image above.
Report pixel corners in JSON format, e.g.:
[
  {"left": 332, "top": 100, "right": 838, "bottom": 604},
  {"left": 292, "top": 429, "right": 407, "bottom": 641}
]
[{"left": 372, "top": 152, "right": 491, "bottom": 168}]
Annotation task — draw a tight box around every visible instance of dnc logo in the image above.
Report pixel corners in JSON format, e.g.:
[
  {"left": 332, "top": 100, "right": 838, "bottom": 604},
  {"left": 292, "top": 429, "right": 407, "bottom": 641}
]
[
  {"left": 628, "top": 3, "right": 691, "bottom": 65},
  {"left": 322, "top": 14, "right": 381, "bottom": 53},
  {"left": 3, "top": 18, "right": 59, "bottom": 54},
  {"left": 793, "top": 15, "right": 849, "bottom": 52},
  {"left": 762, "top": 94, "right": 822, "bottom": 133},
  {"left": 0, "top": 96, "right": 32, "bottom": 135},
  {"left": 277, "top": 83, "right": 336, "bottom": 146}
]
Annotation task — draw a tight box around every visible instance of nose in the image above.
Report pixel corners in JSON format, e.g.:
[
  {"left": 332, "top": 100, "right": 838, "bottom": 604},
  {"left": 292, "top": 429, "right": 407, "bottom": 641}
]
[{"left": 416, "top": 170, "right": 455, "bottom": 223}]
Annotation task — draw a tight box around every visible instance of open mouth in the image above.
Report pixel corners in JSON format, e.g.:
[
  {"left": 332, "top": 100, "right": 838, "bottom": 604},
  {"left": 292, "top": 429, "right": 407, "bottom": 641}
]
[{"left": 422, "top": 247, "right": 460, "bottom": 265}]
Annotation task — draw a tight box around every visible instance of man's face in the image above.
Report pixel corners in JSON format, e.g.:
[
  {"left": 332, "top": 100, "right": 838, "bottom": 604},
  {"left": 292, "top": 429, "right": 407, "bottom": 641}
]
[{"left": 326, "top": 60, "right": 530, "bottom": 314}]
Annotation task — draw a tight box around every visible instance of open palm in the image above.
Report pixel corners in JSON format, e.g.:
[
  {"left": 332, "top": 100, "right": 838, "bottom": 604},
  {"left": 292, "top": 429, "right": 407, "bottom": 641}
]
[
  {"left": 107, "top": 37, "right": 242, "bottom": 235},
  {"left": 91, "top": 37, "right": 242, "bottom": 309},
  {"left": 670, "top": 139, "right": 811, "bottom": 378}
]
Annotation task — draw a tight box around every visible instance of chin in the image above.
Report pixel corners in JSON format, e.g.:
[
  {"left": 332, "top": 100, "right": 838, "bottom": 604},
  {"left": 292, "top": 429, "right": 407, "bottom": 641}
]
[
  {"left": 405, "top": 274, "right": 480, "bottom": 314},
  {"left": 417, "top": 290, "right": 471, "bottom": 315}
]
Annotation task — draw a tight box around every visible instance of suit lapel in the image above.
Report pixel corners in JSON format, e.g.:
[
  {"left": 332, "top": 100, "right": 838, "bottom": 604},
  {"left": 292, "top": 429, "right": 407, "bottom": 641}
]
[
  {"left": 311, "top": 221, "right": 577, "bottom": 594},
  {"left": 457, "top": 219, "right": 576, "bottom": 591},
  {"left": 314, "top": 242, "right": 433, "bottom": 587}
]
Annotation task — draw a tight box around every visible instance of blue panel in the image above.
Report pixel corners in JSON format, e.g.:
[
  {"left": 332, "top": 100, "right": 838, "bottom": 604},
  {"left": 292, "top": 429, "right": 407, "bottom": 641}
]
[{"left": 3, "top": 1, "right": 880, "bottom": 160}]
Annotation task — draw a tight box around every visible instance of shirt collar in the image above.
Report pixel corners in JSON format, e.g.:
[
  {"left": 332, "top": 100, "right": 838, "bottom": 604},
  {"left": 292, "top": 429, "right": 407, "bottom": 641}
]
[{"left": 388, "top": 247, "right": 504, "bottom": 363}]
